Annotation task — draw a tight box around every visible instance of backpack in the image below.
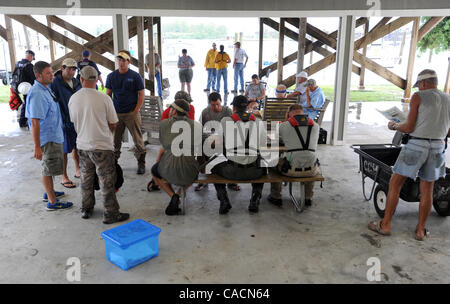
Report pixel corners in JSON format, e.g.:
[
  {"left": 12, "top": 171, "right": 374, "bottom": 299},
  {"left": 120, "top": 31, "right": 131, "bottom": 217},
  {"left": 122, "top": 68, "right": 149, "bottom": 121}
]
[
  {"left": 11, "top": 61, "right": 31, "bottom": 94},
  {"left": 8, "top": 87, "right": 23, "bottom": 111}
]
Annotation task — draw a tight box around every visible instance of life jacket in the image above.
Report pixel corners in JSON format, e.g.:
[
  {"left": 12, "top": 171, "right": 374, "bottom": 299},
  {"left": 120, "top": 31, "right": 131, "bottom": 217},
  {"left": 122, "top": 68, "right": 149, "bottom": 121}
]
[
  {"left": 8, "top": 87, "right": 23, "bottom": 111},
  {"left": 11, "top": 60, "right": 31, "bottom": 94},
  {"left": 286, "top": 115, "right": 315, "bottom": 152},
  {"left": 227, "top": 113, "right": 258, "bottom": 159}
]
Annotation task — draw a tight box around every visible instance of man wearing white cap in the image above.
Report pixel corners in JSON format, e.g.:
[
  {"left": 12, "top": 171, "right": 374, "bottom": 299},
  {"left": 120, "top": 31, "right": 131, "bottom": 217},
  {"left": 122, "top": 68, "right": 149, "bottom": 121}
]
[
  {"left": 368, "top": 69, "right": 450, "bottom": 241},
  {"left": 287, "top": 71, "right": 308, "bottom": 104},
  {"left": 69, "top": 66, "right": 129, "bottom": 224}
]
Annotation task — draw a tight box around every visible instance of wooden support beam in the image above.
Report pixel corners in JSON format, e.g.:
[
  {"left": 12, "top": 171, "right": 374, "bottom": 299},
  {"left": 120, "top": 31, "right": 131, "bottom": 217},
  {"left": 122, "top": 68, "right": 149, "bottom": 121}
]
[
  {"left": 147, "top": 17, "right": 155, "bottom": 96},
  {"left": 4, "top": 16, "right": 16, "bottom": 72},
  {"left": 370, "top": 17, "right": 392, "bottom": 34},
  {"left": 0, "top": 24, "right": 7, "bottom": 41},
  {"left": 359, "top": 19, "right": 369, "bottom": 90},
  {"left": 403, "top": 17, "right": 420, "bottom": 102},
  {"left": 157, "top": 18, "right": 163, "bottom": 83},
  {"left": 136, "top": 16, "right": 145, "bottom": 80},
  {"left": 297, "top": 17, "right": 307, "bottom": 73},
  {"left": 258, "top": 18, "right": 263, "bottom": 77},
  {"left": 7, "top": 14, "right": 115, "bottom": 71},
  {"left": 46, "top": 16, "right": 55, "bottom": 62},
  {"left": 418, "top": 17, "right": 445, "bottom": 41},
  {"left": 277, "top": 18, "right": 285, "bottom": 84},
  {"left": 445, "top": 57, "right": 450, "bottom": 94}
]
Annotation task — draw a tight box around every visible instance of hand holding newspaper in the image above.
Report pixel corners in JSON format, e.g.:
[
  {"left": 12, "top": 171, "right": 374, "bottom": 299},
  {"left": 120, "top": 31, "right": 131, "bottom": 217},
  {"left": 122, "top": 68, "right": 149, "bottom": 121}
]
[{"left": 376, "top": 106, "right": 407, "bottom": 123}]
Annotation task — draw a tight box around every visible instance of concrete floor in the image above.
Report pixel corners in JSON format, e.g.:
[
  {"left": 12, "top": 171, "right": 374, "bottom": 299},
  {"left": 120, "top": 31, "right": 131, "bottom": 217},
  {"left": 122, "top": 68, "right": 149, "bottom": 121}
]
[{"left": 0, "top": 104, "right": 450, "bottom": 284}]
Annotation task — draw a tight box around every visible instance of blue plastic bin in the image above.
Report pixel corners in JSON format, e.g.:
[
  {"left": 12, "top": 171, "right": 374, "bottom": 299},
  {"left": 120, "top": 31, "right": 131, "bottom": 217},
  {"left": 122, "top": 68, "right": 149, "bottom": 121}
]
[{"left": 101, "top": 219, "right": 161, "bottom": 271}]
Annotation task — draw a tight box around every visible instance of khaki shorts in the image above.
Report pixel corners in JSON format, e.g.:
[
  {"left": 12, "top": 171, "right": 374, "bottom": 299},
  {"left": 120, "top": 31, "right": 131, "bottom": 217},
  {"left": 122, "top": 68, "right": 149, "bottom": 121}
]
[{"left": 41, "top": 142, "right": 64, "bottom": 177}]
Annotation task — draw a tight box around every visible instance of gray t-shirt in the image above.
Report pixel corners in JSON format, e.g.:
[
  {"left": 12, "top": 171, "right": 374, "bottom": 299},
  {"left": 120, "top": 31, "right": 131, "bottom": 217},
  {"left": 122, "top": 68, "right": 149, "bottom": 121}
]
[
  {"left": 200, "top": 106, "right": 233, "bottom": 125},
  {"left": 245, "top": 82, "right": 265, "bottom": 99},
  {"left": 279, "top": 117, "right": 319, "bottom": 168},
  {"left": 178, "top": 55, "right": 195, "bottom": 70},
  {"left": 410, "top": 89, "right": 450, "bottom": 139}
]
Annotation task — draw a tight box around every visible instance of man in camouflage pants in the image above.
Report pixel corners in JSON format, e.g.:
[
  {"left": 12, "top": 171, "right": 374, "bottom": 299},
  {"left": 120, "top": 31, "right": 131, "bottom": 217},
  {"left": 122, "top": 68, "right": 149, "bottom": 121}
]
[{"left": 68, "top": 66, "right": 129, "bottom": 224}]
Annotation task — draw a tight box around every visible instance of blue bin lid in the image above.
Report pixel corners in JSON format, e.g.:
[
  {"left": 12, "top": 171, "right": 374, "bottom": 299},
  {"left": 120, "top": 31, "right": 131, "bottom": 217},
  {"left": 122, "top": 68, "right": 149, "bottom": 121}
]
[{"left": 101, "top": 219, "right": 161, "bottom": 249}]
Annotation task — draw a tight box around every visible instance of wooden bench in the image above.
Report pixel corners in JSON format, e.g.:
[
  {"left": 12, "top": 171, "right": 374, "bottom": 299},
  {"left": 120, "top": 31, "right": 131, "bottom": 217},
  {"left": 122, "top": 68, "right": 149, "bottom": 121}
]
[
  {"left": 177, "top": 169, "right": 324, "bottom": 215},
  {"left": 140, "top": 96, "right": 163, "bottom": 145},
  {"left": 309, "top": 98, "right": 330, "bottom": 126},
  {"left": 262, "top": 97, "right": 298, "bottom": 130}
]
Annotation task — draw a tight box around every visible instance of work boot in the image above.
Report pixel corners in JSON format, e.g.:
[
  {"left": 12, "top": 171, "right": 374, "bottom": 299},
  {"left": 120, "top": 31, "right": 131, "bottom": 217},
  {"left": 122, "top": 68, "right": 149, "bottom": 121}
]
[
  {"left": 218, "top": 192, "right": 232, "bottom": 215},
  {"left": 165, "top": 194, "right": 181, "bottom": 216},
  {"left": 248, "top": 193, "right": 261, "bottom": 213},
  {"left": 81, "top": 208, "right": 93, "bottom": 219},
  {"left": 103, "top": 213, "right": 130, "bottom": 224},
  {"left": 305, "top": 199, "right": 312, "bottom": 207},
  {"left": 267, "top": 194, "right": 282, "bottom": 207},
  {"left": 137, "top": 163, "right": 145, "bottom": 175}
]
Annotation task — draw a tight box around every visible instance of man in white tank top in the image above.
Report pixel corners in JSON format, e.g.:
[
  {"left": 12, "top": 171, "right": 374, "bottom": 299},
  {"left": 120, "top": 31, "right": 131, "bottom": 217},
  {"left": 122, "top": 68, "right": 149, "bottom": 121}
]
[{"left": 369, "top": 69, "right": 450, "bottom": 241}]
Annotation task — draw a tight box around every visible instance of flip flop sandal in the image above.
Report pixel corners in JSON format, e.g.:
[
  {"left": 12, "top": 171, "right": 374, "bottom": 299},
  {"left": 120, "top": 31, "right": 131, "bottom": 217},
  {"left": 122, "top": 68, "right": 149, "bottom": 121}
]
[
  {"left": 414, "top": 228, "right": 430, "bottom": 241},
  {"left": 195, "top": 183, "right": 208, "bottom": 191},
  {"left": 227, "top": 184, "right": 241, "bottom": 191},
  {"left": 147, "top": 179, "right": 160, "bottom": 192},
  {"left": 368, "top": 220, "right": 391, "bottom": 236},
  {"left": 61, "top": 181, "right": 76, "bottom": 189}
]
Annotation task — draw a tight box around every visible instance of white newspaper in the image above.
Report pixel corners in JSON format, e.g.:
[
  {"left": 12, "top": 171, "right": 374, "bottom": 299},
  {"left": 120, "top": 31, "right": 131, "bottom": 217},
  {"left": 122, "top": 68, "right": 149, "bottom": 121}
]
[{"left": 376, "top": 106, "right": 407, "bottom": 123}]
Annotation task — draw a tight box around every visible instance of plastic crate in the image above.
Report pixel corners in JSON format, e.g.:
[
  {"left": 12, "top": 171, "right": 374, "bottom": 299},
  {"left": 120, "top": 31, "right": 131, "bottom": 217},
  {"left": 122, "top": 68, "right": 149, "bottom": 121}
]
[{"left": 101, "top": 219, "right": 161, "bottom": 271}]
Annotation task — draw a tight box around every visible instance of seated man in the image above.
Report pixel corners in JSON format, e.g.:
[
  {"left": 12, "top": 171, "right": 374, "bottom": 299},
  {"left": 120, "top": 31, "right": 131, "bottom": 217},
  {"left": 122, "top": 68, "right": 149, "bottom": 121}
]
[
  {"left": 151, "top": 99, "right": 202, "bottom": 216},
  {"left": 287, "top": 71, "right": 308, "bottom": 104},
  {"left": 304, "top": 79, "right": 325, "bottom": 120},
  {"left": 212, "top": 95, "right": 267, "bottom": 214},
  {"left": 275, "top": 84, "right": 287, "bottom": 98},
  {"left": 268, "top": 104, "right": 320, "bottom": 207},
  {"left": 244, "top": 74, "right": 266, "bottom": 106}
]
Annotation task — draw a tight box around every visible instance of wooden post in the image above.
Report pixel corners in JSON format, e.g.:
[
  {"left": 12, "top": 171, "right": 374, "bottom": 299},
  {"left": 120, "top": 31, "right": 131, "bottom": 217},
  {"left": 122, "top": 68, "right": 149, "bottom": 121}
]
[
  {"left": 46, "top": 16, "right": 56, "bottom": 62},
  {"left": 398, "top": 31, "right": 406, "bottom": 64},
  {"left": 147, "top": 17, "right": 155, "bottom": 96},
  {"left": 359, "top": 18, "right": 369, "bottom": 90},
  {"left": 445, "top": 57, "right": 450, "bottom": 94},
  {"left": 403, "top": 17, "right": 420, "bottom": 102},
  {"left": 23, "top": 24, "right": 31, "bottom": 50},
  {"left": 136, "top": 17, "right": 145, "bottom": 81},
  {"left": 258, "top": 18, "right": 263, "bottom": 77},
  {"left": 64, "top": 30, "right": 69, "bottom": 54},
  {"left": 297, "top": 18, "right": 307, "bottom": 74},
  {"left": 277, "top": 18, "right": 285, "bottom": 84},
  {"left": 5, "top": 16, "right": 16, "bottom": 71},
  {"left": 157, "top": 18, "right": 162, "bottom": 84}
]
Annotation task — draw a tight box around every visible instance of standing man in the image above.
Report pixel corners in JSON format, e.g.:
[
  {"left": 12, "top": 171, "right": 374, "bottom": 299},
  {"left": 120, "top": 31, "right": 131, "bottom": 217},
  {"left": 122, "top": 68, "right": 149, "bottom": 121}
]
[
  {"left": 106, "top": 50, "right": 146, "bottom": 175},
  {"left": 231, "top": 42, "right": 248, "bottom": 94},
  {"left": 25, "top": 61, "right": 73, "bottom": 210},
  {"left": 178, "top": 49, "right": 195, "bottom": 95},
  {"left": 215, "top": 45, "right": 231, "bottom": 98},
  {"left": 12, "top": 50, "right": 36, "bottom": 128},
  {"left": 69, "top": 66, "right": 129, "bottom": 224},
  {"left": 368, "top": 69, "right": 450, "bottom": 241},
  {"left": 204, "top": 43, "right": 218, "bottom": 92},
  {"left": 287, "top": 71, "right": 308, "bottom": 104},
  {"left": 145, "top": 49, "right": 162, "bottom": 97},
  {"left": 77, "top": 49, "right": 104, "bottom": 90},
  {"left": 50, "top": 58, "right": 82, "bottom": 189}
]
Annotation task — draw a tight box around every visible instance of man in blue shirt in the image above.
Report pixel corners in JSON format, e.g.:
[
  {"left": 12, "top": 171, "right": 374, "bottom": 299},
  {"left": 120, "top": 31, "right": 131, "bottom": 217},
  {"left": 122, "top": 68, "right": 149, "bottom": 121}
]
[
  {"left": 77, "top": 49, "right": 104, "bottom": 90},
  {"left": 303, "top": 79, "right": 325, "bottom": 120},
  {"left": 50, "top": 58, "right": 82, "bottom": 188},
  {"left": 25, "top": 61, "right": 73, "bottom": 210},
  {"left": 106, "top": 50, "right": 146, "bottom": 174}
]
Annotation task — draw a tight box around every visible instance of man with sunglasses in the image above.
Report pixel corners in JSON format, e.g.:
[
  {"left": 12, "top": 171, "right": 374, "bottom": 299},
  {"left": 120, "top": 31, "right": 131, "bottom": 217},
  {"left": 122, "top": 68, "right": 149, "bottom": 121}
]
[{"left": 50, "top": 58, "right": 82, "bottom": 189}]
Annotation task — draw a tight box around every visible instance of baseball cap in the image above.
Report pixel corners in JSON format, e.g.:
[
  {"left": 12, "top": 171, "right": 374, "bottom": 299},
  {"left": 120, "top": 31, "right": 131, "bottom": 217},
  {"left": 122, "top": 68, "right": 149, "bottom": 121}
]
[
  {"left": 80, "top": 66, "right": 98, "bottom": 82},
  {"left": 174, "top": 90, "right": 193, "bottom": 103},
  {"left": 413, "top": 69, "right": 438, "bottom": 88},
  {"left": 296, "top": 71, "right": 308, "bottom": 78},
  {"left": 306, "top": 79, "right": 316, "bottom": 86},
  {"left": 62, "top": 58, "right": 77, "bottom": 68},
  {"left": 117, "top": 51, "right": 131, "bottom": 61},
  {"left": 230, "top": 95, "right": 248, "bottom": 108},
  {"left": 82, "top": 49, "right": 91, "bottom": 58},
  {"left": 170, "top": 99, "right": 190, "bottom": 114}
]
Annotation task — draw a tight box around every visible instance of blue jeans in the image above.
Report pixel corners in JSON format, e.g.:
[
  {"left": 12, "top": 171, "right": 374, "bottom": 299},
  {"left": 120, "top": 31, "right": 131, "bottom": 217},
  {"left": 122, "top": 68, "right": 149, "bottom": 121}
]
[
  {"left": 216, "top": 68, "right": 228, "bottom": 93},
  {"left": 206, "top": 68, "right": 217, "bottom": 90},
  {"left": 155, "top": 71, "right": 162, "bottom": 96},
  {"left": 234, "top": 63, "right": 244, "bottom": 91}
]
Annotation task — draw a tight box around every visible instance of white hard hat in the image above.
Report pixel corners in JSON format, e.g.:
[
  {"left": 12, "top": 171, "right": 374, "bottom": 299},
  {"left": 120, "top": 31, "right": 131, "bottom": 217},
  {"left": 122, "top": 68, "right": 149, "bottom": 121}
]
[{"left": 18, "top": 82, "right": 32, "bottom": 95}]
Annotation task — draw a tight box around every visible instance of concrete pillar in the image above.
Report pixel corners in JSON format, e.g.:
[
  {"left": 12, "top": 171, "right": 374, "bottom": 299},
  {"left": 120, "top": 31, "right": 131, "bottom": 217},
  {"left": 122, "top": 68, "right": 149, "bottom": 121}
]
[
  {"left": 331, "top": 15, "right": 355, "bottom": 146},
  {"left": 113, "top": 14, "right": 129, "bottom": 69}
]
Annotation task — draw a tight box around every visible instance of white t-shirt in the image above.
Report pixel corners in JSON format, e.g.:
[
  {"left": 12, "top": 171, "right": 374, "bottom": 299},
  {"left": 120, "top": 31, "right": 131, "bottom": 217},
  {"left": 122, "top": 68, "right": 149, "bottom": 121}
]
[
  {"left": 234, "top": 48, "right": 248, "bottom": 64},
  {"left": 68, "top": 88, "right": 119, "bottom": 151},
  {"left": 295, "top": 81, "right": 307, "bottom": 103}
]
